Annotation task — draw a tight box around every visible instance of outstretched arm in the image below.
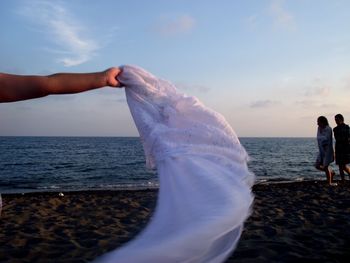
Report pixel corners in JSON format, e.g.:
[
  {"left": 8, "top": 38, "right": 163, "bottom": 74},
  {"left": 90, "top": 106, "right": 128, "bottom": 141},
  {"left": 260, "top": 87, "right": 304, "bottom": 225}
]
[{"left": 0, "top": 67, "right": 121, "bottom": 103}]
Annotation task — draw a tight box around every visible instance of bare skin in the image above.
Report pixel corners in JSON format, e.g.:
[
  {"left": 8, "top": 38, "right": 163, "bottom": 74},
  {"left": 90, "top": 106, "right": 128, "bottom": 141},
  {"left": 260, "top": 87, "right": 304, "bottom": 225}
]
[
  {"left": 0, "top": 67, "right": 121, "bottom": 103},
  {"left": 315, "top": 164, "right": 335, "bottom": 185},
  {"left": 338, "top": 164, "right": 350, "bottom": 181}
]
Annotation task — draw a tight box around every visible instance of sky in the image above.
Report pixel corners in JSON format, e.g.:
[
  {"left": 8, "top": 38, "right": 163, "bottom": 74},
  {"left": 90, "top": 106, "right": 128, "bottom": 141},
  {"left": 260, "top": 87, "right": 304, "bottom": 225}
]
[{"left": 1, "top": 0, "right": 350, "bottom": 137}]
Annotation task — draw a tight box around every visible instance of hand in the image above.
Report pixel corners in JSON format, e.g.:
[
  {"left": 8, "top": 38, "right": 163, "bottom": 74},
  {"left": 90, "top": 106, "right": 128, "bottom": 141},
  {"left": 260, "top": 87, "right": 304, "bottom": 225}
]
[{"left": 104, "top": 67, "right": 122, "bottom": 87}]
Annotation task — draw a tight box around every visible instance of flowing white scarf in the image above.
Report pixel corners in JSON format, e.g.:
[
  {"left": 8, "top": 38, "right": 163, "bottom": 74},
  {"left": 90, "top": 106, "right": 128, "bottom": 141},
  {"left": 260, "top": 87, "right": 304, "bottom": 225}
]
[{"left": 96, "top": 65, "right": 254, "bottom": 263}]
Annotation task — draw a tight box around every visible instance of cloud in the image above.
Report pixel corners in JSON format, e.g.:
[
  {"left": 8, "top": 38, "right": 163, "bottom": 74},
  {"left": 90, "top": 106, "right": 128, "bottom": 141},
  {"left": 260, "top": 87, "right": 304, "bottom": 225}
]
[
  {"left": 302, "top": 77, "right": 332, "bottom": 97},
  {"left": 269, "top": 0, "right": 296, "bottom": 31},
  {"left": 245, "top": 14, "right": 260, "bottom": 30},
  {"left": 295, "top": 100, "right": 317, "bottom": 108},
  {"left": 250, "top": 100, "right": 280, "bottom": 108},
  {"left": 18, "top": 1, "right": 99, "bottom": 66},
  {"left": 155, "top": 15, "right": 195, "bottom": 36},
  {"left": 295, "top": 100, "right": 335, "bottom": 109},
  {"left": 304, "top": 86, "right": 331, "bottom": 97}
]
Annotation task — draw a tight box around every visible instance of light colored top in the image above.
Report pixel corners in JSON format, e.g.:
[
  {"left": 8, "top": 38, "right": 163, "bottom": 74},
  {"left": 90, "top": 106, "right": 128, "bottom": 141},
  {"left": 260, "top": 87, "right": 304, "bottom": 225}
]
[{"left": 317, "top": 125, "right": 334, "bottom": 166}]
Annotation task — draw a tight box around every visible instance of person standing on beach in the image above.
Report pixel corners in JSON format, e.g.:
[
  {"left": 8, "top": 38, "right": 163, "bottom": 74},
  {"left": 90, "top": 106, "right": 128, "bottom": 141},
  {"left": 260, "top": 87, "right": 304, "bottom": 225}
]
[
  {"left": 315, "top": 116, "right": 335, "bottom": 185},
  {"left": 333, "top": 114, "right": 350, "bottom": 182},
  {"left": 0, "top": 67, "right": 121, "bottom": 102}
]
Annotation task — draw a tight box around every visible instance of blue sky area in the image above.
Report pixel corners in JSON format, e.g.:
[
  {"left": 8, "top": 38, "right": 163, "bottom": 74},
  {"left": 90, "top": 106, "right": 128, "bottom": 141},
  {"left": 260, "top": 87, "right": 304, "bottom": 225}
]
[{"left": 1, "top": 0, "right": 350, "bottom": 137}]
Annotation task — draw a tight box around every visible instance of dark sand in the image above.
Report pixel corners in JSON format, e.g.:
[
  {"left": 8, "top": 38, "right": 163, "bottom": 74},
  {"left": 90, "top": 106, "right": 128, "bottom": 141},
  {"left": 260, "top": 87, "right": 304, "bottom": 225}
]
[{"left": 1, "top": 180, "right": 350, "bottom": 263}]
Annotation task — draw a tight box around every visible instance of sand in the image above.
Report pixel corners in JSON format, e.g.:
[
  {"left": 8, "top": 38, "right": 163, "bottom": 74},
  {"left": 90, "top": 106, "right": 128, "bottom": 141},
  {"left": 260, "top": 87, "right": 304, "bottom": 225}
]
[{"left": 1, "top": 180, "right": 350, "bottom": 263}]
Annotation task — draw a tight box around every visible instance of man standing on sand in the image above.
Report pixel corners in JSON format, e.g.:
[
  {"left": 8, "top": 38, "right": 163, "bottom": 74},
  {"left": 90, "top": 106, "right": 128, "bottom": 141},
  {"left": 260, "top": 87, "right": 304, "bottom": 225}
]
[{"left": 333, "top": 114, "right": 350, "bottom": 182}]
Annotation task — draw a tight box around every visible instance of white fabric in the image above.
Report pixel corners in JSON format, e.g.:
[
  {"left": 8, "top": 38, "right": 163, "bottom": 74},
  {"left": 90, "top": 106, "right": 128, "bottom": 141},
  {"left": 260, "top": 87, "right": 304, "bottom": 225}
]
[
  {"left": 316, "top": 126, "right": 334, "bottom": 166},
  {"left": 96, "top": 65, "right": 254, "bottom": 263}
]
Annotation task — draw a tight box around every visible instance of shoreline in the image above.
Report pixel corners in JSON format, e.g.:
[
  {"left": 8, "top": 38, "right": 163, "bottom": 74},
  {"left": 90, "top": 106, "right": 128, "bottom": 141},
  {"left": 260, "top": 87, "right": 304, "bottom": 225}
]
[
  {"left": 0, "top": 178, "right": 329, "bottom": 195},
  {"left": 1, "top": 180, "right": 350, "bottom": 262}
]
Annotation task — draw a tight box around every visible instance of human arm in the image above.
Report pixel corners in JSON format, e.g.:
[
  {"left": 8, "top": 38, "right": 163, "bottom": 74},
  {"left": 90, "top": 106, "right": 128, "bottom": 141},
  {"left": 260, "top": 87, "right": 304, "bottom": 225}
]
[{"left": 0, "top": 67, "right": 121, "bottom": 103}]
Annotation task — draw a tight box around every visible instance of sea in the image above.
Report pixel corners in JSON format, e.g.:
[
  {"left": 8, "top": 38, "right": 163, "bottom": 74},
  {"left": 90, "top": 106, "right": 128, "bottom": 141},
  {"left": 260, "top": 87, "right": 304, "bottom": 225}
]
[{"left": 0, "top": 137, "right": 327, "bottom": 194}]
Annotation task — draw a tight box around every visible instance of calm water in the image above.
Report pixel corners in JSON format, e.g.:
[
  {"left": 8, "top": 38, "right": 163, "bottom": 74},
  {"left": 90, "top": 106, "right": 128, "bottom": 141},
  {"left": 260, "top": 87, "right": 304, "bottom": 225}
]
[{"left": 0, "top": 137, "right": 325, "bottom": 193}]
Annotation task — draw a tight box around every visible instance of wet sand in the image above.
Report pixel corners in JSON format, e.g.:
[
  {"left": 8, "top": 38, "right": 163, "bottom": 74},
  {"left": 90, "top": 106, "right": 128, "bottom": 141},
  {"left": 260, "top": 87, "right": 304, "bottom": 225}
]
[{"left": 1, "top": 180, "right": 350, "bottom": 263}]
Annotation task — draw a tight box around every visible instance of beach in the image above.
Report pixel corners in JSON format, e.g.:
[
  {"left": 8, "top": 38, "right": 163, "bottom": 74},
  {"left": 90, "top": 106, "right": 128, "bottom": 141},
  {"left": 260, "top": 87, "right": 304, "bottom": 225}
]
[{"left": 1, "top": 180, "right": 350, "bottom": 263}]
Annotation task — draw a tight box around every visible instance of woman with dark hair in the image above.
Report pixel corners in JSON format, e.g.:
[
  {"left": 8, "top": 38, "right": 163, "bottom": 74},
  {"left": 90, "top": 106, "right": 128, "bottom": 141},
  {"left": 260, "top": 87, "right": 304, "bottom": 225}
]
[
  {"left": 333, "top": 114, "right": 350, "bottom": 181},
  {"left": 315, "top": 116, "right": 335, "bottom": 185}
]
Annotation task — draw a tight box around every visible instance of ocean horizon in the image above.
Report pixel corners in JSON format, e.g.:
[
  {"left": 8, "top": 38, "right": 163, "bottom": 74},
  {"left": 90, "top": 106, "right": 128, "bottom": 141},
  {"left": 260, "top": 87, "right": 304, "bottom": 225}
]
[{"left": 0, "top": 136, "right": 326, "bottom": 194}]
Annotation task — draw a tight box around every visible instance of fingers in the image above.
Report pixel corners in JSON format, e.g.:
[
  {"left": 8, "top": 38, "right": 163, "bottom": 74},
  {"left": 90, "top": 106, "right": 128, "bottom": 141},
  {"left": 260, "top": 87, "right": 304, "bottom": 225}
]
[{"left": 105, "top": 67, "right": 122, "bottom": 87}]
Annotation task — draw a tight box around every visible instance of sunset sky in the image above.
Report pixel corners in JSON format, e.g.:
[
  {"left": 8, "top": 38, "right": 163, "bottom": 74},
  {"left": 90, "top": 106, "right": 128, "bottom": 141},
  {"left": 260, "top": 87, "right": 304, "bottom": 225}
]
[{"left": 1, "top": 0, "right": 350, "bottom": 137}]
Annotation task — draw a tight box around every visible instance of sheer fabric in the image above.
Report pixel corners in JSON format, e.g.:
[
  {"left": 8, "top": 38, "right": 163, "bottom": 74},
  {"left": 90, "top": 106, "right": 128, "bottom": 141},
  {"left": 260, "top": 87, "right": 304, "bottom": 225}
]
[{"left": 96, "top": 65, "right": 254, "bottom": 263}]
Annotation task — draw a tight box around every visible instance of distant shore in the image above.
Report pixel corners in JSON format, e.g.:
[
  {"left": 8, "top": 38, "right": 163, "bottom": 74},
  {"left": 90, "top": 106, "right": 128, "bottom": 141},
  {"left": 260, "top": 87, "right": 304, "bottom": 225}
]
[{"left": 1, "top": 180, "right": 350, "bottom": 262}]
